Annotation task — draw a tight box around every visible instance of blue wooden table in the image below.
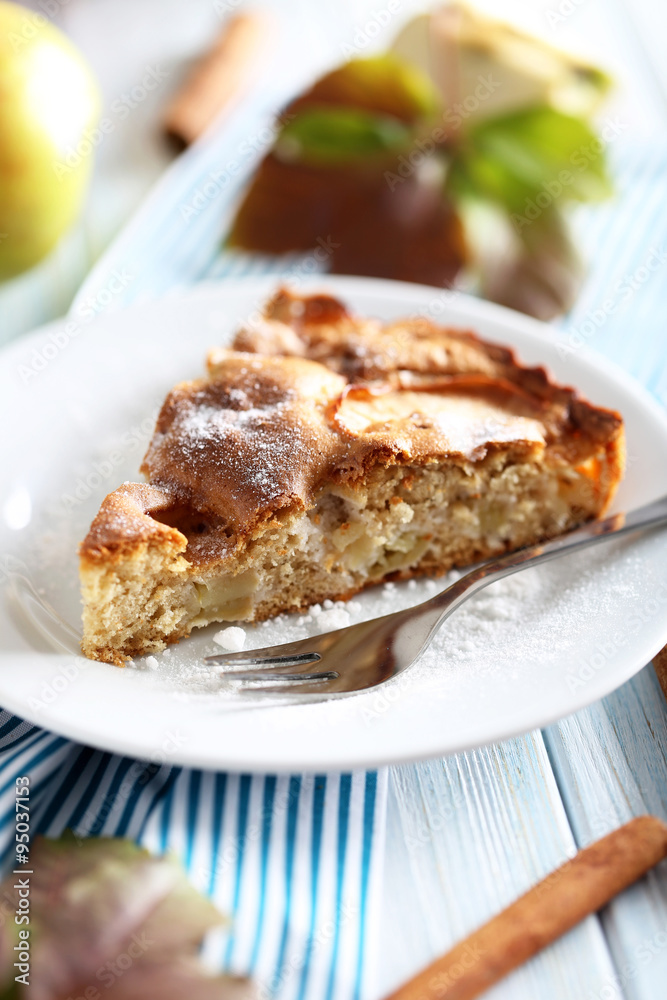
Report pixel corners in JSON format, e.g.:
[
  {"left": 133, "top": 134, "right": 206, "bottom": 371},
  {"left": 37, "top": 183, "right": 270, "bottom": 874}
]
[{"left": 2, "top": 2, "right": 666, "bottom": 998}]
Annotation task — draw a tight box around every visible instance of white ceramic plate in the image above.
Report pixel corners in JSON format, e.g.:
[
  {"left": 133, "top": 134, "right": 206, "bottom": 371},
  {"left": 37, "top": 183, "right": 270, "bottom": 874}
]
[{"left": 2, "top": 276, "right": 667, "bottom": 773}]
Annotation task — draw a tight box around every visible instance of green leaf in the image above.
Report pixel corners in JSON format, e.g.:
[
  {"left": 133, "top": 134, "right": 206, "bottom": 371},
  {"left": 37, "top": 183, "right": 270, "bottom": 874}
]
[
  {"left": 449, "top": 106, "right": 612, "bottom": 214},
  {"left": 273, "top": 54, "right": 441, "bottom": 166},
  {"left": 275, "top": 106, "right": 413, "bottom": 165}
]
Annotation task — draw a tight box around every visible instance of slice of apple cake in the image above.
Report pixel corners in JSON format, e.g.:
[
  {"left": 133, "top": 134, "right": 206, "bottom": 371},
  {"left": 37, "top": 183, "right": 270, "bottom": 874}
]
[{"left": 80, "top": 289, "right": 624, "bottom": 664}]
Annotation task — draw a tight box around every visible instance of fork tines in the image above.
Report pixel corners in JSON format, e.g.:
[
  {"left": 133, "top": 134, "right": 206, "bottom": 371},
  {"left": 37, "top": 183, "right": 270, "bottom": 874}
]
[{"left": 203, "top": 650, "right": 336, "bottom": 686}]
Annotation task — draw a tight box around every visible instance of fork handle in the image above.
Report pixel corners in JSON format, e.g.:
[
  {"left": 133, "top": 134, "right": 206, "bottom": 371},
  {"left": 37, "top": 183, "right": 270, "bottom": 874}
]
[{"left": 417, "top": 492, "right": 667, "bottom": 641}]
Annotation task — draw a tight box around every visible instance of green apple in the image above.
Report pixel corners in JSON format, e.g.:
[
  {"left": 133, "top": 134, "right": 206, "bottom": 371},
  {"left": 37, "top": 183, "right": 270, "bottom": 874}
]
[{"left": 0, "top": 1, "right": 100, "bottom": 279}]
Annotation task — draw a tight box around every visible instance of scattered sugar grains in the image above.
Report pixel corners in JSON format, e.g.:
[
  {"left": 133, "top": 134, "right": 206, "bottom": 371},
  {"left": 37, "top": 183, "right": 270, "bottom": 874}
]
[
  {"left": 213, "top": 626, "right": 246, "bottom": 651},
  {"left": 145, "top": 656, "right": 159, "bottom": 671},
  {"left": 121, "top": 543, "right": 641, "bottom": 698},
  {"left": 316, "top": 606, "right": 351, "bottom": 632}
]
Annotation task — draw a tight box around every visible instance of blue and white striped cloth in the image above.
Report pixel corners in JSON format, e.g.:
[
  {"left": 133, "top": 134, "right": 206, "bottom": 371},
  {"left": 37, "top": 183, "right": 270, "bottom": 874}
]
[{"left": 0, "top": 710, "right": 385, "bottom": 1000}]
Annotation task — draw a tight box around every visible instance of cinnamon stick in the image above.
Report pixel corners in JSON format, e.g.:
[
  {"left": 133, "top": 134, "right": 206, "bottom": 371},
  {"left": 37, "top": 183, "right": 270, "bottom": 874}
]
[
  {"left": 654, "top": 645, "right": 667, "bottom": 701},
  {"left": 384, "top": 816, "right": 667, "bottom": 1000},
  {"left": 164, "top": 12, "right": 269, "bottom": 148}
]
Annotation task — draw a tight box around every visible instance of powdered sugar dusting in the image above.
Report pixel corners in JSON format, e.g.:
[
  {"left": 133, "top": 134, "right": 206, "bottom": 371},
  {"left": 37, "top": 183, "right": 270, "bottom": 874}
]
[
  {"left": 213, "top": 626, "right": 246, "bottom": 651},
  {"left": 315, "top": 606, "right": 351, "bottom": 632},
  {"left": 122, "top": 538, "right": 650, "bottom": 716},
  {"left": 166, "top": 397, "right": 297, "bottom": 500},
  {"left": 141, "top": 370, "right": 335, "bottom": 528}
]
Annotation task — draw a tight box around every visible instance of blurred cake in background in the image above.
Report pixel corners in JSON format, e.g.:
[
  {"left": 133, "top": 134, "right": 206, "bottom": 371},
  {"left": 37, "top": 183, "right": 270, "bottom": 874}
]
[{"left": 230, "top": 2, "right": 613, "bottom": 320}]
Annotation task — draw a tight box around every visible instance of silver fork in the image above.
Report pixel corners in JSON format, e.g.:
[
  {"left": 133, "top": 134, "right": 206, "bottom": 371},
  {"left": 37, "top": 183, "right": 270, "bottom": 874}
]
[{"left": 204, "top": 493, "right": 667, "bottom": 695}]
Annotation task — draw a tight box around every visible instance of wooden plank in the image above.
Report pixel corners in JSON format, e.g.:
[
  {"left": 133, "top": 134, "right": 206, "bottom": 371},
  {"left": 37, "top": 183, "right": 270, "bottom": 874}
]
[
  {"left": 377, "top": 733, "right": 618, "bottom": 1000},
  {"left": 544, "top": 665, "right": 667, "bottom": 1000}
]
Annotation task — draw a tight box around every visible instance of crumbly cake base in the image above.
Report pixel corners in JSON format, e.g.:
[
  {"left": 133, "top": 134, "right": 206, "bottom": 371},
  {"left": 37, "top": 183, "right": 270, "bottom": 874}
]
[{"left": 81, "top": 449, "right": 604, "bottom": 664}]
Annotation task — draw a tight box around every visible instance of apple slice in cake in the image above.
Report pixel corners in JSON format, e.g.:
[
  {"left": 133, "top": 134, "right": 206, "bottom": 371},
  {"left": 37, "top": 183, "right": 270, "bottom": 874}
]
[{"left": 79, "top": 290, "right": 624, "bottom": 664}]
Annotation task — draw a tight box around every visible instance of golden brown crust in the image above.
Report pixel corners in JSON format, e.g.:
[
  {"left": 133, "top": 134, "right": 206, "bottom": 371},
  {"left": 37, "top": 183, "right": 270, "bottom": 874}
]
[
  {"left": 229, "top": 287, "right": 623, "bottom": 451},
  {"left": 80, "top": 483, "right": 186, "bottom": 563},
  {"left": 129, "top": 354, "right": 552, "bottom": 559},
  {"left": 82, "top": 289, "right": 624, "bottom": 565},
  {"left": 140, "top": 355, "right": 350, "bottom": 540}
]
